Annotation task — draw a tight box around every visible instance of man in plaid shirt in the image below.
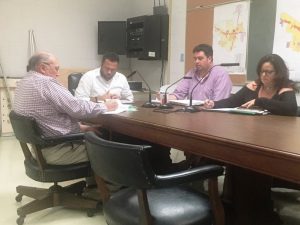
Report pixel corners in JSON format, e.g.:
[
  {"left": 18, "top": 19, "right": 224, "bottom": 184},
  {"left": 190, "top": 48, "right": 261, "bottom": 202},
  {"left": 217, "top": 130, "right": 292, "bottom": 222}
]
[{"left": 13, "top": 51, "right": 118, "bottom": 165}]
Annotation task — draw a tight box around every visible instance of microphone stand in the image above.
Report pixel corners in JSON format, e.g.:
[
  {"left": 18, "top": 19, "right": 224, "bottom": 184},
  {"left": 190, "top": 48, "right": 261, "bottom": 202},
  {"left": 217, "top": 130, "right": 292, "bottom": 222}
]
[
  {"left": 183, "top": 75, "right": 206, "bottom": 113},
  {"left": 159, "top": 76, "right": 192, "bottom": 109},
  {"left": 127, "top": 70, "right": 157, "bottom": 108},
  {"left": 183, "top": 62, "right": 240, "bottom": 113},
  {"left": 183, "top": 65, "right": 218, "bottom": 113}
]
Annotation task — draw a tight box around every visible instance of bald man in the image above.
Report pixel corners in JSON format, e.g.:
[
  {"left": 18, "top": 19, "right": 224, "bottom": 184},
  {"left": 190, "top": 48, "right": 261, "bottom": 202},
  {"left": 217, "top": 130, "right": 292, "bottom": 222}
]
[{"left": 13, "top": 51, "right": 117, "bottom": 165}]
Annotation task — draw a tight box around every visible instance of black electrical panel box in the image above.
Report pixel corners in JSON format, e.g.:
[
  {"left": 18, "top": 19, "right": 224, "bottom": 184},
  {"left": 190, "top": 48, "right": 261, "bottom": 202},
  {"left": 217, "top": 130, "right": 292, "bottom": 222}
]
[
  {"left": 98, "top": 21, "right": 127, "bottom": 55},
  {"left": 126, "top": 14, "right": 169, "bottom": 60}
]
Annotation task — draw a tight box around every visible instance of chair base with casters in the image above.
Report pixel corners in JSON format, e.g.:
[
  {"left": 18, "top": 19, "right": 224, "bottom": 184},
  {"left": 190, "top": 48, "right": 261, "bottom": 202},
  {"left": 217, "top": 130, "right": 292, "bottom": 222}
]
[
  {"left": 85, "top": 132, "right": 225, "bottom": 225},
  {"left": 15, "top": 180, "right": 99, "bottom": 225},
  {"left": 9, "top": 111, "right": 100, "bottom": 225},
  {"left": 14, "top": 160, "right": 100, "bottom": 225}
]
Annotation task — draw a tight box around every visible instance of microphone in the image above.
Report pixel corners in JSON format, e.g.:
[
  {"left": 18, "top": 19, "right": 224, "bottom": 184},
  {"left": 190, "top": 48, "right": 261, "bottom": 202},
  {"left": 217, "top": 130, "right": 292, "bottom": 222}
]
[
  {"left": 219, "top": 63, "right": 240, "bottom": 67},
  {"left": 127, "top": 70, "right": 157, "bottom": 108},
  {"left": 184, "top": 62, "right": 240, "bottom": 113},
  {"left": 126, "top": 70, "right": 137, "bottom": 79},
  {"left": 159, "top": 76, "right": 192, "bottom": 109}
]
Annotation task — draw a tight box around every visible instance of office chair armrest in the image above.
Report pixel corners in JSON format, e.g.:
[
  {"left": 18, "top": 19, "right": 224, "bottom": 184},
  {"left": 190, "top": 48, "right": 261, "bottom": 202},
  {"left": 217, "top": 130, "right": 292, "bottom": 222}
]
[
  {"left": 41, "top": 133, "right": 84, "bottom": 146},
  {"left": 154, "top": 164, "right": 224, "bottom": 187}
]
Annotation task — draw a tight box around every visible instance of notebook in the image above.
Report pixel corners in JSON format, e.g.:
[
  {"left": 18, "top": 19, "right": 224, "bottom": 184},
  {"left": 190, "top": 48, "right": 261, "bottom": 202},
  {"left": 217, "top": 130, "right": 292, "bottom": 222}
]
[{"left": 206, "top": 107, "right": 269, "bottom": 115}]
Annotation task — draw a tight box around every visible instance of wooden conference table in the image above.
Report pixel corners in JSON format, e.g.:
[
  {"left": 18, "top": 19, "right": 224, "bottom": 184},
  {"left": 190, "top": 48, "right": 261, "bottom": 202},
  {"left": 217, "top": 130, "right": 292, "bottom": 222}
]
[
  {"left": 92, "top": 103, "right": 300, "bottom": 224},
  {"left": 94, "top": 105, "right": 300, "bottom": 183}
]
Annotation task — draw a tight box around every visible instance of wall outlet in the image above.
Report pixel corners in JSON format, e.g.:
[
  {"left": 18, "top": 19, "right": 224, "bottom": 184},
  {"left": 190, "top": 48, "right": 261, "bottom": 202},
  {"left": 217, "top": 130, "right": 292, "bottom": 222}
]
[{"left": 180, "top": 53, "right": 184, "bottom": 62}]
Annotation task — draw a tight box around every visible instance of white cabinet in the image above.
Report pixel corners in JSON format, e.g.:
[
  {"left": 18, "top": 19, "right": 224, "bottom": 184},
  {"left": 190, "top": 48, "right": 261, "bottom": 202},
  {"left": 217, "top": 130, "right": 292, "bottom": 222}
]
[{"left": 0, "top": 78, "right": 19, "bottom": 136}]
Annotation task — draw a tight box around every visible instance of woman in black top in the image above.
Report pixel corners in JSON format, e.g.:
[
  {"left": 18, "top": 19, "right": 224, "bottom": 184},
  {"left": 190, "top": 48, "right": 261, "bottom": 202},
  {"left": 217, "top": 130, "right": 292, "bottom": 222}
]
[
  {"left": 201, "top": 54, "right": 297, "bottom": 225},
  {"left": 204, "top": 54, "right": 298, "bottom": 116}
]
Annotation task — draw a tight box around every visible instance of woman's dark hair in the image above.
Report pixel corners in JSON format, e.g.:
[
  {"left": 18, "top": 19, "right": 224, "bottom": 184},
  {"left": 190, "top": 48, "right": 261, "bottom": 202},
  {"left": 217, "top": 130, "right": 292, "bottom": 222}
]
[{"left": 255, "top": 53, "right": 297, "bottom": 91}]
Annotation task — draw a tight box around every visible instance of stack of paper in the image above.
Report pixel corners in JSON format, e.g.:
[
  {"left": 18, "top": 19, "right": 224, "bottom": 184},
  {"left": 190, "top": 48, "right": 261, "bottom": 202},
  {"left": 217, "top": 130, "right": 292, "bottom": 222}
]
[
  {"left": 207, "top": 107, "right": 269, "bottom": 115},
  {"left": 102, "top": 100, "right": 132, "bottom": 114}
]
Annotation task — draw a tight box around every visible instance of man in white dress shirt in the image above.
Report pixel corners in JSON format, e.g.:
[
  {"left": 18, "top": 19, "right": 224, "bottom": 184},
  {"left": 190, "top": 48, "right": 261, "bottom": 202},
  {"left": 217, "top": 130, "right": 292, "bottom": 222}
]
[
  {"left": 75, "top": 52, "right": 133, "bottom": 102},
  {"left": 76, "top": 53, "right": 173, "bottom": 174}
]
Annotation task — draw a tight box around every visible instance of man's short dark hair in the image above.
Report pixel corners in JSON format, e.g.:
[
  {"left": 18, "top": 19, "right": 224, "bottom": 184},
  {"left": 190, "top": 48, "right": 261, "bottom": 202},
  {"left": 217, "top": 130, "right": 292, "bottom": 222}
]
[
  {"left": 101, "top": 52, "right": 119, "bottom": 64},
  {"left": 192, "top": 44, "right": 213, "bottom": 58}
]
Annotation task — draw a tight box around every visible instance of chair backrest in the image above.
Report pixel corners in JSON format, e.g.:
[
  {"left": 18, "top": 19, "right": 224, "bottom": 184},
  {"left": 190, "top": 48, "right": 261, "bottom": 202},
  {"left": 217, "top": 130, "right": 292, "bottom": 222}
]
[
  {"left": 68, "top": 73, "right": 83, "bottom": 95},
  {"left": 85, "top": 132, "right": 155, "bottom": 188},
  {"left": 9, "top": 111, "right": 46, "bottom": 147},
  {"left": 9, "top": 110, "right": 51, "bottom": 168}
]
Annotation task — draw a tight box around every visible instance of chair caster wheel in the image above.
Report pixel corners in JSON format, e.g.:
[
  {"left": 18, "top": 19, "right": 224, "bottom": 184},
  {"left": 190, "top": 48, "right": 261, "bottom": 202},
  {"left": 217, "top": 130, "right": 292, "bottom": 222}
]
[
  {"left": 15, "top": 194, "right": 23, "bottom": 202},
  {"left": 16, "top": 216, "right": 25, "bottom": 225},
  {"left": 87, "top": 209, "right": 95, "bottom": 217}
]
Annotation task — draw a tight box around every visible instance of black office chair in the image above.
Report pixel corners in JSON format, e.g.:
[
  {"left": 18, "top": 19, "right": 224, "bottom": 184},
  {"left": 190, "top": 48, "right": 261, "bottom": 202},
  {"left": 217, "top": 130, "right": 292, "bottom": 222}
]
[
  {"left": 9, "top": 111, "right": 99, "bottom": 225},
  {"left": 85, "top": 131, "right": 225, "bottom": 225},
  {"left": 68, "top": 72, "right": 83, "bottom": 95}
]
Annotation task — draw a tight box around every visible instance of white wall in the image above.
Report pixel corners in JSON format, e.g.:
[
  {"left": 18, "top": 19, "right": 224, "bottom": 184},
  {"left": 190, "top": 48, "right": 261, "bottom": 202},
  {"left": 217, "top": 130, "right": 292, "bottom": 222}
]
[
  {"left": 0, "top": 0, "right": 133, "bottom": 76},
  {"left": 0, "top": 0, "right": 187, "bottom": 91},
  {"left": 168, "top": 0, "right": 186, "bottom": 83}
]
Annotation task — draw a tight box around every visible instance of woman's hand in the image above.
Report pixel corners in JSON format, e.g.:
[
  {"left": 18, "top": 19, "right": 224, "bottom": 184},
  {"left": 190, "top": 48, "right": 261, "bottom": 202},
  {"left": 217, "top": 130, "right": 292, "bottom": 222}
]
[
  {"left": 203, "top": 99, "right": 214, "bottom": 109},
  {"left": 241, "top": 99, "right": 255, "bottom": 108}
]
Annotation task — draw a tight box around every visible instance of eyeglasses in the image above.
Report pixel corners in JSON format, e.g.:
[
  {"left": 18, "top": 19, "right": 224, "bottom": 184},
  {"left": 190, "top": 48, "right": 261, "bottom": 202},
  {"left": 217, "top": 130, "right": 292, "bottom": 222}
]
[{"left": 260, "top": 70, "right": 275, "bottom": 76}]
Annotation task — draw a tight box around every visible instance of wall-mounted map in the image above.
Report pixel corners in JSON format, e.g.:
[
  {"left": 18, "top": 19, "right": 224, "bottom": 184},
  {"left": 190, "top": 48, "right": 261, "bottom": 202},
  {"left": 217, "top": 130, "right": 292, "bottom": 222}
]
[
  {"left": 273, "top": 0, "right": 300, "bottom": 81},
  {"left": 212, "top": 1, "right": 250, "bottom": 74}
]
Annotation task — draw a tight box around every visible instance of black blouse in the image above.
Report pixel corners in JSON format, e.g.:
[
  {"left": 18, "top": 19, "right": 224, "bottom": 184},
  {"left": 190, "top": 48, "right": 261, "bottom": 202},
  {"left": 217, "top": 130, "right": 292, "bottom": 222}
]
[{"left": 214, "top": 85, "right": 298, "bottom": 116}]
